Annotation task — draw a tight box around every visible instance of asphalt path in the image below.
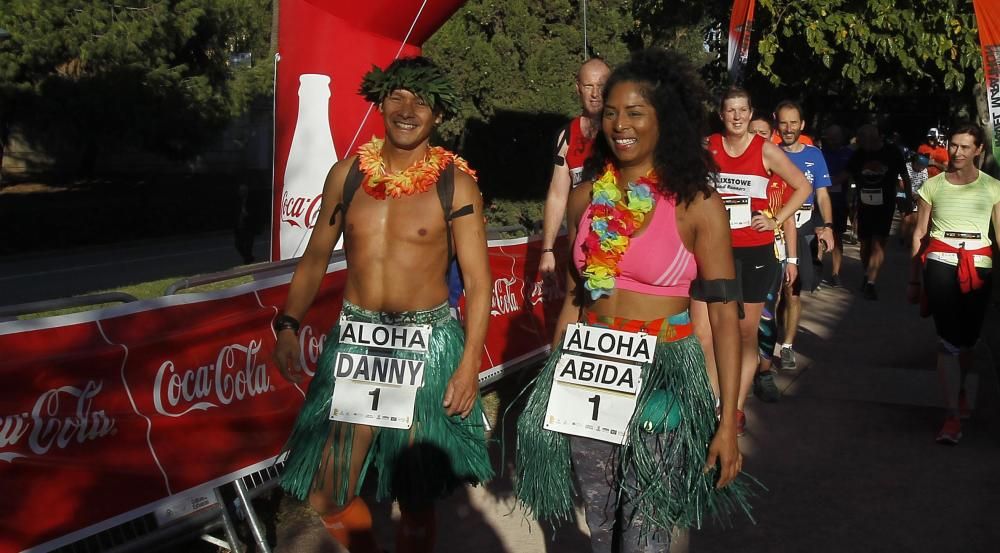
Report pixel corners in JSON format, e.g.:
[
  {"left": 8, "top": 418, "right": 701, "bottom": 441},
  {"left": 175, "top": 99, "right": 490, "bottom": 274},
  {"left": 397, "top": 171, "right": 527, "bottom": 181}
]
[
  {"left": 266, "top": 237, "right": 1000, "bottom": 553},
  {"left": 0, "top": 232, "right": 269, "bottom": 307}
]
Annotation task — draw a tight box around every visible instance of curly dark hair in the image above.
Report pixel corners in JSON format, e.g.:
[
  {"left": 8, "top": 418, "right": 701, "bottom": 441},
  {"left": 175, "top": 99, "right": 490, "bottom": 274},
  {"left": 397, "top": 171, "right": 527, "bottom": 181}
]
[{"left": 583, "top": 48, "right": 717, "bottom": 206}]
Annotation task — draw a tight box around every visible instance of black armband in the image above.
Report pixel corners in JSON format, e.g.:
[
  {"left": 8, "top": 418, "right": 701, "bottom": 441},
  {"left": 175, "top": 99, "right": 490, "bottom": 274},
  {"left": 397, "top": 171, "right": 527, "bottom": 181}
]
[
  {"left": 690, "top": 278, "right": 745, "bottom": 319},
  {"left": 553, "top": 154, "right": 566, "bottom": 166},
  {"left": 690, "top": 278, "right": 742, "bottom": 303},
  {"left": 273, "top": 314, "right": 301, "bottom": 335}
]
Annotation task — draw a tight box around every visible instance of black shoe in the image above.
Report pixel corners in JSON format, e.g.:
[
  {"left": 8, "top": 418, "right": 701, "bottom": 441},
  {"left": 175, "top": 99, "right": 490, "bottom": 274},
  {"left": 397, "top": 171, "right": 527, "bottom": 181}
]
[
  {"left": 822, "top": 274, "right": 842, "bottom": 288},
  {"left": 863, "top": 282, "right": 878, "bottom": 300}
]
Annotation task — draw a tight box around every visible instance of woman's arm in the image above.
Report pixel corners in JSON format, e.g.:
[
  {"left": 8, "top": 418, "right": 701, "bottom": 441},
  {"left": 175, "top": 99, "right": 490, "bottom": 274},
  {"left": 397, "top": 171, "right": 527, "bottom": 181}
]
[
  {"left": 755, "top": 142, "right": 813, "bottom": 231},
  {"left": 687, "top": 190, "right": 742, "bottom": 488}
]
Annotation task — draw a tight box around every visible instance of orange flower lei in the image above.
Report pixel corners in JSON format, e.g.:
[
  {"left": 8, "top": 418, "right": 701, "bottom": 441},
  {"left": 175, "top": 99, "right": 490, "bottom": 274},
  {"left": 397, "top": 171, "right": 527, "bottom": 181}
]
[{"left": 357, "top": 137, "right": 476, "bottom": 199}]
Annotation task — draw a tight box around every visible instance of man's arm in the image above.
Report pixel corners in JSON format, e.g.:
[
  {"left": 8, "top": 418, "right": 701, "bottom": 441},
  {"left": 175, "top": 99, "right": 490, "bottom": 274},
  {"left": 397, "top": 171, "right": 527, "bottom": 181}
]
[
  {"left": 273, "top": 158, "right": 351, "bottom": 383},
  {"left": 540, "top": 130, "right": 572, "bottom": 275},
  {"left": 443, "top": 171, "right": 491, "bottom": 418},
  {"left": 549, "top": 182, "right": 592, "bottom": 349}
]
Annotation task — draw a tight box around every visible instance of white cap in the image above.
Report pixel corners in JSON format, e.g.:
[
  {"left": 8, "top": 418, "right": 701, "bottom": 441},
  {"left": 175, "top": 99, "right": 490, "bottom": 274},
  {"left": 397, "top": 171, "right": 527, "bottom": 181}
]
[{"left": 927, "top": 127, "right": 941, "bottom": 138}]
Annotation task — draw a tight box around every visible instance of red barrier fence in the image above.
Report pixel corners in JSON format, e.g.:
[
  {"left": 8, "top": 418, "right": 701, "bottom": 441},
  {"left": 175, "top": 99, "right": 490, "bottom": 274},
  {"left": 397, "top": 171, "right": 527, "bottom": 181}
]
[{"left": 0, "top": 235, "right": 564, "bottom": 552}]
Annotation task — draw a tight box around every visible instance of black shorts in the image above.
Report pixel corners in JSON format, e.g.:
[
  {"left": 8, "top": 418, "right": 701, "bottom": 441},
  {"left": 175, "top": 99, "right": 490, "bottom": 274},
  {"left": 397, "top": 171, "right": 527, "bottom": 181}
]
[
  {"left": 857, "top": 204, "right": 894, "bottom": 240},
  {"left": 924, "top": 259, "right": 993, "bottom": 348},
  {"left": 787, "top": 233, "right": 819, "bottom": 295},
  {"left": 734, "top": 243, "right": 781, "bottom": 303}
]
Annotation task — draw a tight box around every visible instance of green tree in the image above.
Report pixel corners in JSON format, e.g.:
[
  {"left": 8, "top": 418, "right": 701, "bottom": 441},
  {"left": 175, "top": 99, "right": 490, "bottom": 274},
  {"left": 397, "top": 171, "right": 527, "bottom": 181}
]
[
  {"left": 424, "top": 0, "right": 634, "bottom": 140},
  {"left": 752, "top": 0, "right": 981, "bottom": 106},
  {"left": 0, "top": 0, "right": 274, "bottom": 166}
]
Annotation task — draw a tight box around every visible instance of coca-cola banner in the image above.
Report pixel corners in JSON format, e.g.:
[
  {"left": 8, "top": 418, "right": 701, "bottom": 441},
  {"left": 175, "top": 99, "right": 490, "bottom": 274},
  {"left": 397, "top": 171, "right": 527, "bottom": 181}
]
[
  {"left": 1, "top": 235, "right": 563, "bottom": 552},
  {"left": 0, "top": 321, "right": 168, "bottom": 552},
  {"left": 272, "top": 0, "right": 466, "bottom": 260},
  {"left": 468, "top": 237, "right": 568, "bottom": 384}
]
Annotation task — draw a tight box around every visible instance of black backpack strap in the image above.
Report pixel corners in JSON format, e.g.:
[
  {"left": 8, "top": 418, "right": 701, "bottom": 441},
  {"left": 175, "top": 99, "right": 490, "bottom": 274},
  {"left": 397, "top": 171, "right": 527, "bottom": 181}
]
[
  {"left": 552, "top": 122, "right": 571, "bottom": 166},
  {"left": 436, "top": 163, "right": 456, "bottom": 260},
  {"left": 329, "top": 157, "right": 363, "bottom": 227}
]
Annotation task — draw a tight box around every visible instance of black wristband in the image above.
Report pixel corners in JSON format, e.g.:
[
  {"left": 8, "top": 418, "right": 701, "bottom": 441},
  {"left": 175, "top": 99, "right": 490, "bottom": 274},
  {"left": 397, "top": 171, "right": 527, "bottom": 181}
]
[
  {"left": 273, "top": 314, "right": 300, "bottom": 335},
  {"left": 542, "top": 248, "right": 555, "bottom": 253}
]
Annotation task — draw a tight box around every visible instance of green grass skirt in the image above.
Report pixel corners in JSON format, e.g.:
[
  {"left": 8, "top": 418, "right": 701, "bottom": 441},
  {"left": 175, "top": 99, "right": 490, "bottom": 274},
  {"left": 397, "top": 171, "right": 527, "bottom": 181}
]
[
  {"left": 515, "top": 334, "right": 758, "bottom": 531},
  {"left": 279, "top": 302, "right": 493, "bottom": 509}
]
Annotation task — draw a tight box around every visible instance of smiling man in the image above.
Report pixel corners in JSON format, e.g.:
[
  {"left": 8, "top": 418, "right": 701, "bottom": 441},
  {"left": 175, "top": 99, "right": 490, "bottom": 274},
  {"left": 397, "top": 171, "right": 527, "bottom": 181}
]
[
  {"left": 774, "top": 100, "right": 834, "bottom": 370},
  {"left": 271, "top": 57, "right": 493, "bottom": 553}
]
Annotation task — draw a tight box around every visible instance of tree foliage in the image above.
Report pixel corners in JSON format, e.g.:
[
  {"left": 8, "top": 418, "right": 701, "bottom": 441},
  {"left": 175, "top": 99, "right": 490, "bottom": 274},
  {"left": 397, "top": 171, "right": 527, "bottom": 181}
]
[
  {"left": 0, "top": 0, "right": 273, "bottom": 162},
  {"left": 423, "top": 0, "right": 634, "bottom": 140},
  {"left": 752, "top": 0, "right": 981, "bottom": 103}
]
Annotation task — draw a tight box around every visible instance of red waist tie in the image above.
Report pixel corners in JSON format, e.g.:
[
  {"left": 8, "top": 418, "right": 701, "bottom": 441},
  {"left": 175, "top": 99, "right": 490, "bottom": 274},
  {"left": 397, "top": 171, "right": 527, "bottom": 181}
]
[{"left": 920, "top": 238, "right": 993, "bottom": 293}]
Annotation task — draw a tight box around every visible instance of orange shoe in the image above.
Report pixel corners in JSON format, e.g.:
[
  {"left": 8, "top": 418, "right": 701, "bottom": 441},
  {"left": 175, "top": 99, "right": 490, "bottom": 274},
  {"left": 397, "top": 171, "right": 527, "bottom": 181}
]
[{"left": 936, "top": 417, "right": 962, "bottom": 445}]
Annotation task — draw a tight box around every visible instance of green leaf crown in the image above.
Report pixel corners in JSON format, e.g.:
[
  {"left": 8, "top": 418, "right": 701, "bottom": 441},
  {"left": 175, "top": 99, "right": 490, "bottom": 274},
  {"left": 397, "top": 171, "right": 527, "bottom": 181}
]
[{"left": 359, "top": 58, "right": 460, "bottom": 118}]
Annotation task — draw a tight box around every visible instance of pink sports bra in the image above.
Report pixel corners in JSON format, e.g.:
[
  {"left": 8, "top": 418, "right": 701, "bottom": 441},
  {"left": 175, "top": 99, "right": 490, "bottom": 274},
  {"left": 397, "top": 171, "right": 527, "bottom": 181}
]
[{"left": 572, "top": 191, "right": 697, "bottom": 297}]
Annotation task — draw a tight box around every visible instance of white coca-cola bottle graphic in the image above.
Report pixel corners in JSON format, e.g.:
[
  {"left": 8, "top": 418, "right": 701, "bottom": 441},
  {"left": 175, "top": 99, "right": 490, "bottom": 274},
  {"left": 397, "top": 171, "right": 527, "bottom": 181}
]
[{"left": 280, "top": 74, "right": 339, "bottom": 259}]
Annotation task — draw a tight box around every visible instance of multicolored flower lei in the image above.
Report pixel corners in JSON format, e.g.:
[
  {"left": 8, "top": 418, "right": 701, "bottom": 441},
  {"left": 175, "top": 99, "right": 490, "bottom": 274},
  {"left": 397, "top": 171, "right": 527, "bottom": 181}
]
[
  {"left": 357, "top": 137, "right": 476, "bottom": 199},
  {"left": 581, "top": 164, "right": 657, "bottom": 300}
]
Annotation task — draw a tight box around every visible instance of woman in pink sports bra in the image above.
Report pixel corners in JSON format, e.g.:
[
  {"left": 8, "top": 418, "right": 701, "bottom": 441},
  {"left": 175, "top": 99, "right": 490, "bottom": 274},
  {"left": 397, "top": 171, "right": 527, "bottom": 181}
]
[{"left": 516, "top": 49, "right": 756, "bottom": 552}]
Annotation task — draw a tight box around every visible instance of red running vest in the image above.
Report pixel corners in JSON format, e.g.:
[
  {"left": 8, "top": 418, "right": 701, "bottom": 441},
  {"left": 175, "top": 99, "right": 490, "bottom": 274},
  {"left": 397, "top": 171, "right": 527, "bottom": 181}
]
[{"left": 708, "top": 133, "right": 775, "bottom": 248}]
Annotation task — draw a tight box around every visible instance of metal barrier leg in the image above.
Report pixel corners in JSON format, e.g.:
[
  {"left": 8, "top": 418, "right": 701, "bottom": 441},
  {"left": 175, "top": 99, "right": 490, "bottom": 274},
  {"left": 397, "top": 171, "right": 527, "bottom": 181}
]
[
  {"left": 214, "top": 487, "right": 245, "bottom": 553},
  {"left": 233, "top": 478, "right": 272, "bottom": 553}
]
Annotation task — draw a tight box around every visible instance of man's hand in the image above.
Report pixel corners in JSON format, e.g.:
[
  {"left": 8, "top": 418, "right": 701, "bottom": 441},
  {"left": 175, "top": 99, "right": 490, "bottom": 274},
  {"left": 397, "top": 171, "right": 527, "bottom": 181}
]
[
  {"left": 443, "top": 365, "right": 478, "bottom": 418},
  {"left": 705, "top": 425, "right": 742, "bottom": 489},
  {"left": 817, "top": 227, "right": 835, "bottom": 254},
  {"left": 539, "top": 250, "right": 557, "bottom": 276},
  {"left": 273, "top": 330, "right": 304, "bottom": 384}
]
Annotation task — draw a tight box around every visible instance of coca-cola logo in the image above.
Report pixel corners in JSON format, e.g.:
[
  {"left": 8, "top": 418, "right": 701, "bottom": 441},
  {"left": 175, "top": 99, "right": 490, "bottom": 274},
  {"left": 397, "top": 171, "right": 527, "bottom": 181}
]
[
  {"left": 280, "top": 190, "right": 323, "bottom": 229},
  {"left": 491, "top": 277, "right": 524, "bottom": 317},
  {"left": 0, "top": 380, "right": 117, "bottom": 463},
  {"left": 153, "top": 340, "right": 274, "bottom": 417},
  {"left": 297, "top": 324, "right": 327, "bottom": 377},
  {"left": 529, "top": 277, "right": 565, "bottom": 306}
]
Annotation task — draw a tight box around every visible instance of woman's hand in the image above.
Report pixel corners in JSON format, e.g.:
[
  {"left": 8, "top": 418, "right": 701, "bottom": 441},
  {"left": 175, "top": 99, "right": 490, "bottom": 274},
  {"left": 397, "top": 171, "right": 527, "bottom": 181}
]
[
  {"left": 784, "top": 262, "right": 799, "bottom": 285},
  {"left": 750, "top": 213, "right": 778, "bottom": 232},
  {"left": 705, "top": 425, "right": 742, "bottom": 489}
]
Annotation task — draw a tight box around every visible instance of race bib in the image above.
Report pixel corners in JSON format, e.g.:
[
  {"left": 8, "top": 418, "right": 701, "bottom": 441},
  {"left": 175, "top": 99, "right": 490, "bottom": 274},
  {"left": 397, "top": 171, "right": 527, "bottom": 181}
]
[
  {"left": 794, "top": 203, "right": 814, "bottom": 229},
  {"left": 723, "top": 196, "right": 752, "bottom": 229},
  {"left": 570, "top": 167, "right": 585, "bottom": 187},
  {"left": 860, "top": 188, "right": 884, "bottom": 206},
  {"left": 941, "top": 231, "right": 984, "bottom": 248},
  {"left": 715, "top": 173, "right": 769, "bottom": 199},
  {"left": 543, "top": 324, "right": 656, "bottom": 444},
  {"left": 330, "top": 320, "right": 432, "bottom": 429}
]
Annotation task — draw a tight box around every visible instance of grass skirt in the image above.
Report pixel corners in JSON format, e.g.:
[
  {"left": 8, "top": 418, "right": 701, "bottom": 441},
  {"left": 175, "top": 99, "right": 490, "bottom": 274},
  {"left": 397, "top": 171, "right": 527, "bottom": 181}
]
[
  {"left": 280, "top": 301, "right": 493, "bottom": 509},
  {"left": 515, "top": 333, "right": 757, "bottom": 532}
]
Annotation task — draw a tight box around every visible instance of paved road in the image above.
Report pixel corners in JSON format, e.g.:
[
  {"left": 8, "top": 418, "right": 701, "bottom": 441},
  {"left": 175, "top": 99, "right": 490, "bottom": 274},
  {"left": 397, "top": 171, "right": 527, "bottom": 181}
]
[
  {"left": 268, "top": 238, "right": 1000, "bottom": 552},
  {"left": 0, "top": 232, "right": 269, "bottom": 306}
]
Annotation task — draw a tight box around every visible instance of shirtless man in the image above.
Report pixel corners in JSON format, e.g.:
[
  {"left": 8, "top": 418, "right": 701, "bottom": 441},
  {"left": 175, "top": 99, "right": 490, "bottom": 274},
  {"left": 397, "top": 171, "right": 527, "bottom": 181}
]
[
  {"left": 272, "top": 57, "right": 493, "bottom": 553},
  {"left": 539, "top": 58, "right": 611, "bottom": 275}
]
